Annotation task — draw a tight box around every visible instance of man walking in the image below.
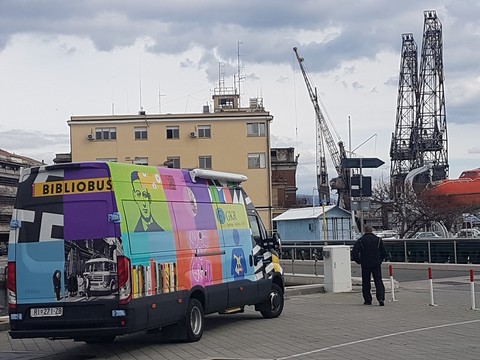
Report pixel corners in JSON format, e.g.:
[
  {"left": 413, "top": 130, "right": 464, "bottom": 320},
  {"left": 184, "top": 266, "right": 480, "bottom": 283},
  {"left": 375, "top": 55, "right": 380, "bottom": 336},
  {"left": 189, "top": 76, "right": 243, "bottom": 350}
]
[{"left": 352, "top": 224, "right": 387, "bottom": 306}]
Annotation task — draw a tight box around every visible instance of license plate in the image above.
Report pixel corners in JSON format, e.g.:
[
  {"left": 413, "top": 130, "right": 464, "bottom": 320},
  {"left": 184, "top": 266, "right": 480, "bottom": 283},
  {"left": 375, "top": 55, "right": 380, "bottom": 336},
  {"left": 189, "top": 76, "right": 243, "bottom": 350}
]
[{"left": 30, "top": 307, "right": 63, "bottom": 318}]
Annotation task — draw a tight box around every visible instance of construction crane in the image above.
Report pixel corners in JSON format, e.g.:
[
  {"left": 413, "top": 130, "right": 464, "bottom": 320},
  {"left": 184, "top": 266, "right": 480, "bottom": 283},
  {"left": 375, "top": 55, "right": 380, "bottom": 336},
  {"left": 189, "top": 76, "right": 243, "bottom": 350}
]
[
  {"left": 390, "top": 33, "right": 418, "bottom": 201},
  {"left": 390, "top": 10, "right": 449, "bottom": 198},
  {"left": 293, "top": 47, "right": 350, "bottom": 208},
  {"left": 413, "top": 10, "right": 448, "bottom": 182}
]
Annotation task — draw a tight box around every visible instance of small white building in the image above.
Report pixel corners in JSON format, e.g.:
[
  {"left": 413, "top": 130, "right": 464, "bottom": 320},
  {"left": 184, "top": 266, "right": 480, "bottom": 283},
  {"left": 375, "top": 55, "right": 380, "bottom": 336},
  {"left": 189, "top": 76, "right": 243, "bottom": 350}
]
[{"left": 273, "top": 205, "right": 352, "bottom": 242}]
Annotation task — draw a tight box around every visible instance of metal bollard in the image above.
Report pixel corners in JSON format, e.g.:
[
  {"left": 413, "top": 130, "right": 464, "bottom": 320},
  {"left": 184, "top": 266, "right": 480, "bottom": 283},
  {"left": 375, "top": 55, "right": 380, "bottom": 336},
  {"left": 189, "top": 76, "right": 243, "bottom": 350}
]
[
  {"left": 470, "top": 269, "right": 476, "bottom": 310},
  {"left": 428, "top": 267, "right": 436, "bottom": 306},
  {"left": 389, "top": 264, "right": 397, "bottom": 302},
  {"left": 291, "top": 249, "right": 295, "bottom": 275}
]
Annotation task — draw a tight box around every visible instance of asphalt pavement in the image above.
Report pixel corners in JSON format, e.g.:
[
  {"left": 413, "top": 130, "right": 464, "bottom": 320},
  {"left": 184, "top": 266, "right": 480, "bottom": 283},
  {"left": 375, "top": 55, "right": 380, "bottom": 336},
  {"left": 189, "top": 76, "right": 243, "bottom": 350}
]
[{"left": 0, "top": 271, "right": 479, "bottom": 359}]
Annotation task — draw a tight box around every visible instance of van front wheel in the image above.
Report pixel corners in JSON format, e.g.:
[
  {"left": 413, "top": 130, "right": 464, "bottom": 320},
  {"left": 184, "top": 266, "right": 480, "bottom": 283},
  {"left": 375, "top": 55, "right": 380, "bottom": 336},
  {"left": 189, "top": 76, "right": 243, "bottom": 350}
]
[
  {"left": 185, "top": 298, "right": 204, "bottom": 342},
  {"left": 259, "top": 283, "right": 284, "bottom": 319}
]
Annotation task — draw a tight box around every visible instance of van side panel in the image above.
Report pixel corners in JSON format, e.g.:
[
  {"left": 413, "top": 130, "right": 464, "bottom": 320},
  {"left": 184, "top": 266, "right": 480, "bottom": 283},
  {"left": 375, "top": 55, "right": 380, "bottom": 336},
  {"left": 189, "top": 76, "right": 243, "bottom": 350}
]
[
  {"left": 106, "top": 163, "right": 265, "bottom": 318},
  {"left": 108, "top": 164, "right": 226, "bottom": 295}
]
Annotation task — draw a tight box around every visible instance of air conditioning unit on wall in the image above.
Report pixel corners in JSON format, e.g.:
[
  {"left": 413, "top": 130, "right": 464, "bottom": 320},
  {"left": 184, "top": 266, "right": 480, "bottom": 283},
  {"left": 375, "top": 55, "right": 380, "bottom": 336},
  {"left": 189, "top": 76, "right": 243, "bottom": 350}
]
[
  {"left": 190, "top": 131, "right": 197, "bottom": 138},
  {"left": 87, "top": 134, "right": 94, "bottom": 141}
]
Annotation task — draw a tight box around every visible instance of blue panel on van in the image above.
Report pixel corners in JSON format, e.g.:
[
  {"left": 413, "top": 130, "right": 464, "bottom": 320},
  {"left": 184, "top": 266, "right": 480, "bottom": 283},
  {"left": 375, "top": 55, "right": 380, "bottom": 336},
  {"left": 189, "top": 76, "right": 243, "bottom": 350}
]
[
  {"left": 222, "top": 229, "right": 256, "bottom": 282},
  {"left": 15, "top": 241, "right": 65, "bottom": 303},
  {"left": 127, "top": 231, "right": 176, "bottom": 255}
]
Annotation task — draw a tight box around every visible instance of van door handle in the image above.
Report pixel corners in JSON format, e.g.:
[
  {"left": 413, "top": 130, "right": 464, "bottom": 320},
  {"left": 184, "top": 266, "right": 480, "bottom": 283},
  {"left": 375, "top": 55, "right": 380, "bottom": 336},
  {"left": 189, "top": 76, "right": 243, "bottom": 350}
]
[{"left": 195, "top": 250, "right": 225, "bottom": 257}]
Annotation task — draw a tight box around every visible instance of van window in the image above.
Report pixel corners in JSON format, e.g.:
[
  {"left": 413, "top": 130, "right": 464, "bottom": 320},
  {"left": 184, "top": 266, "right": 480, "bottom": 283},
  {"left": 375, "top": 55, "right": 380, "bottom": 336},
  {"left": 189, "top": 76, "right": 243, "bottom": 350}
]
[{"left": 248, "top": 214, "right": 266, "bottom": 245}]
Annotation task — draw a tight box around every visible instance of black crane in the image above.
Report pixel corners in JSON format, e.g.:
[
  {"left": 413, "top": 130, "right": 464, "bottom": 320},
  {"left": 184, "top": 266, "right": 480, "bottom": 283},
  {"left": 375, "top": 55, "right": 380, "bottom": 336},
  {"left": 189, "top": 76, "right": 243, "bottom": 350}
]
[{"left": 293, "top": 47, "right": 351, "bottom": 208}]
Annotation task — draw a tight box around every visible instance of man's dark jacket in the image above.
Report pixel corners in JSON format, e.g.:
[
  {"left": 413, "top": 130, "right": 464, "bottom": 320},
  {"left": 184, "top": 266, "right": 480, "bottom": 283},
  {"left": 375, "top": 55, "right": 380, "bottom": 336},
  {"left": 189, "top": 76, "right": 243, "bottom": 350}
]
[{"left": 352, "top": 233, "right": 387, "bottom": 267}]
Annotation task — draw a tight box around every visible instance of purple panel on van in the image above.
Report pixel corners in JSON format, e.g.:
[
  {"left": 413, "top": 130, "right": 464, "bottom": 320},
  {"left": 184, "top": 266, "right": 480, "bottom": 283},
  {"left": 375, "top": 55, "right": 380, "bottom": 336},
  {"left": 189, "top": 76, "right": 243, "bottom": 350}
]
[
  {"left": 63, "top": 165, "right": 118, "bottom": 240},
  {"left": 182, "top": 171, "right": 217, "bottom": 230}
]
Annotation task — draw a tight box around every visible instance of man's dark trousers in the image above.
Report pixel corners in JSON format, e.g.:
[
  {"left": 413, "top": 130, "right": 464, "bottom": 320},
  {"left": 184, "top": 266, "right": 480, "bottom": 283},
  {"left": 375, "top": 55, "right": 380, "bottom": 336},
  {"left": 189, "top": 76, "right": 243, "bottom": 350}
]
[{"left": 361, "top": 264, "right": 385, "bottom": 303}]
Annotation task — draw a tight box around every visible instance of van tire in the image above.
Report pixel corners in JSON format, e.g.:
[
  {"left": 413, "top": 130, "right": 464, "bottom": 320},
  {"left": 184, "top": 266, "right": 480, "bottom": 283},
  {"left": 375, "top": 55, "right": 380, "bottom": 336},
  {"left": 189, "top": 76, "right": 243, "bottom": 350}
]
[
  {"left": 259, "top": 283, "right": 284, "bottom": 319},
  {"left": 185, "top": 298, "right": 204, "bottom": 342}
]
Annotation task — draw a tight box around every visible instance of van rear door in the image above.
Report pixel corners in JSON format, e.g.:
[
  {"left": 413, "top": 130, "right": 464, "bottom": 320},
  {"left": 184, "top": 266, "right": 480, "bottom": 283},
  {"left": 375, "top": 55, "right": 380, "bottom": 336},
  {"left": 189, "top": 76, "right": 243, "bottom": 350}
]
[{"left": 10, "top": 163, "right": 121, "bottom": 305}]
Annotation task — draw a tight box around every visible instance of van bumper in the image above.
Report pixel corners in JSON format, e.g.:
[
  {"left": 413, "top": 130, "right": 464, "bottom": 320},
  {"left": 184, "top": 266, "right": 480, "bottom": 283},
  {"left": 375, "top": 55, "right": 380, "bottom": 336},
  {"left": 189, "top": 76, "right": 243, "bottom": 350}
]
[
  {"left": 8, "top": 302, "right": 132, "bottom": 340},
  {"left": 9, "top": 325, "right": 128, "bottom": 340}
]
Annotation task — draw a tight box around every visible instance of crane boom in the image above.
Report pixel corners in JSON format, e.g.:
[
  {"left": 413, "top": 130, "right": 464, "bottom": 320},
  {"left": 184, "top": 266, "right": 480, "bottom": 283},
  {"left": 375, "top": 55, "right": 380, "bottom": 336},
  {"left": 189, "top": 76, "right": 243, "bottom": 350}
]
[
  {"left": 292, "top": 47, "right": 330, "bottom": 204},
  {"left": 293, "top": 47, "right": 350, "bottom": 207}
]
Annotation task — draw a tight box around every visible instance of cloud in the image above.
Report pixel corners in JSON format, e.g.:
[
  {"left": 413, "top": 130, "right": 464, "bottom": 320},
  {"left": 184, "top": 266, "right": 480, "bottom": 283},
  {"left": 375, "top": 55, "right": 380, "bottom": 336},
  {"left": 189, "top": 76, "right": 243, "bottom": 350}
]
[
  {"left": 1, "top": 0, "right": 468, "bottom": 75},
  {"left": 1, "top": 1, "right": 480, "bottom": 195},
  {"left": 0, "top": 129, "right": 70, "bottom": 164}
]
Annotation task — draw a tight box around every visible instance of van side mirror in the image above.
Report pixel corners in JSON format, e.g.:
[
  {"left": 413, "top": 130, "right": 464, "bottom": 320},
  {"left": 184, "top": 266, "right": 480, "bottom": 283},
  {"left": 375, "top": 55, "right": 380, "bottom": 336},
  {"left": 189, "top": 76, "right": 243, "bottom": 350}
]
[{"left": 272, "top": 232, "right": 281, "bottom": 250}]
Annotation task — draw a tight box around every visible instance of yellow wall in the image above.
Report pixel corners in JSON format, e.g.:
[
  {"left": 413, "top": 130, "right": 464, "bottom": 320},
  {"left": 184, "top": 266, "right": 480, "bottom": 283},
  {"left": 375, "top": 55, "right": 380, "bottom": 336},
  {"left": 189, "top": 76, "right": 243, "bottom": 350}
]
[{"left": 69, "top": 112, "right": 274, "bottom": 230}]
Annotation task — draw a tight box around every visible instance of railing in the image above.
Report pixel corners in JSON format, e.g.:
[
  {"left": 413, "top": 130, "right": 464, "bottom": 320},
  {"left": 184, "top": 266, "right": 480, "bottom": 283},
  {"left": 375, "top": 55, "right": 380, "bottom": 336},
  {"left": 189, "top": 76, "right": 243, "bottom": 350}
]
[{"left": 280, "top": 238, "right": 480, "bottom": 264}]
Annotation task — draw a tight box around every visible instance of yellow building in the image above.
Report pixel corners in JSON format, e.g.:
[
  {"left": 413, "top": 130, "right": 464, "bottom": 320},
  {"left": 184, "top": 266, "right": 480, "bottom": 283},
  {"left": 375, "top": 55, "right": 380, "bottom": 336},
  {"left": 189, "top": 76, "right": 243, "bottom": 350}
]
[{"left": 68, "top": 93, "right": 275, "bottom": 230}]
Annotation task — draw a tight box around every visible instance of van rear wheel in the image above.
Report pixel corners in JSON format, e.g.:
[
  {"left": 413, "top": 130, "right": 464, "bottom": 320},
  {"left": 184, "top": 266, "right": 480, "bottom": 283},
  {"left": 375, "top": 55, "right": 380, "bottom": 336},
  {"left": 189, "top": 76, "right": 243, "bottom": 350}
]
[
  {"left": 185, "top": 298, "right": 204, "bottom": 342},
  {"left": 259, "top": 283, "right": 284, "bottom": 319}
]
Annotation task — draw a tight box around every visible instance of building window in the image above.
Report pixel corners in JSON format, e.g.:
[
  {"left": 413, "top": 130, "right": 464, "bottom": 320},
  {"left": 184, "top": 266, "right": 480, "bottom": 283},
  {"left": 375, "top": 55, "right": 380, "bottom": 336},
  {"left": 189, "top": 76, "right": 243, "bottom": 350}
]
[
  {"left": 134, "top": 157, "right": 148, "bottom": 166},
  {"left": 96, "top": 158, "right": 117, "bottom": 162},
  {"left": 247, "top": 122, "right": 266, "bottom": 137},
  {"left": 198, "top": 125, "right": 211, "bottom": 138},
  {"left": 166, "top": 156, "right": 181, "bottom": 169},
  {"left": 134, "top": 127, "right": 148, "bottom": 140},
  {"left": 199, "top": 156, "right": 212, "bottom": 169},
  {"left": 248, "top": 153, "right": 266, "bottom": 169},
  {"left": 166, "top": 126, "right": 180, "bottom": 139},
  {"left": 95, "top": 128, "right": 116, "bottom": 140},
  {"left": 219, "top": 97, "right": 234, "bottom": 109},
  {"left": 271, "top": 150, "right": 278, "bottom": 160}
]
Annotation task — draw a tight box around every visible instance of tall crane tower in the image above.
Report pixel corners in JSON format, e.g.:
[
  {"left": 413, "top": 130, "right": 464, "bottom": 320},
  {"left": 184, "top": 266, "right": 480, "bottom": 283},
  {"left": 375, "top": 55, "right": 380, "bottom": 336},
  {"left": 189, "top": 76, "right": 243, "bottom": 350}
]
[
  {"left": 390, "top": 10, "right": 449, "bottom": 197},
  {"left": 390, "top": 33, "right": 418, "bottom": 201},
  {"left": 293, "top": 47, "right": 350, "bottom": 208},
  {"left": 412, "top": 10, "right": 449, "bottom": 183}
]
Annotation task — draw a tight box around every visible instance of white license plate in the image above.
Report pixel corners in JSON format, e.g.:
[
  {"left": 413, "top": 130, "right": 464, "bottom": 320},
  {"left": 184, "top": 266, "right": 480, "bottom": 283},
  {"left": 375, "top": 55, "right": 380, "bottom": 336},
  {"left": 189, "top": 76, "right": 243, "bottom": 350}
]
[{"left": 30, "top": 307, "right": 63, "bottom": 318}]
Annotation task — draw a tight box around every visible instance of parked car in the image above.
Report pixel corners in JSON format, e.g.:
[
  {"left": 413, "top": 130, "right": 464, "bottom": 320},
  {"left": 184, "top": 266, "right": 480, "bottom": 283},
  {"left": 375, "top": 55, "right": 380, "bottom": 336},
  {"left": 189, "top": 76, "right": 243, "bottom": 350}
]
[
  {"left": 375, "top": 230, "right": 399, "bottom": 239},
  {"left": 454, "top": 228, "right": 480, "bottom": 238},
  {"left": 412, "top": 231, "right": 441, "bottom": 239}
]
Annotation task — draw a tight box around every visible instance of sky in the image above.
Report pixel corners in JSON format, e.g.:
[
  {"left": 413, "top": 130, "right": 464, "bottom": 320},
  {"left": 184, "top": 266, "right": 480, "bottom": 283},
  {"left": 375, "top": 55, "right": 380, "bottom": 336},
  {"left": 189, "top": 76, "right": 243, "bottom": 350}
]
[{"left": 1, "top": 1, "right": 479, "bottom": 195}]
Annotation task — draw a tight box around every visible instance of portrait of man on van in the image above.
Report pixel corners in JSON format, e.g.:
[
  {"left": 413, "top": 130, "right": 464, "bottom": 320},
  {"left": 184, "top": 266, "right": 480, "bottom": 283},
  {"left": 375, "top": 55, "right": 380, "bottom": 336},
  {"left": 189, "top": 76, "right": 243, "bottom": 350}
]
[{"left": 131, "top": 171, "right": 164, "bottom": 232}]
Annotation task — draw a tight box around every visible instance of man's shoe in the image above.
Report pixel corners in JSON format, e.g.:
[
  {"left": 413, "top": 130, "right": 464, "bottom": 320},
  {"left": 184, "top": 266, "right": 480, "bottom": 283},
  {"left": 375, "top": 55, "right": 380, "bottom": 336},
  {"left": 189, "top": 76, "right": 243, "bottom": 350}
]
[
  {"left": 379, "top": 301, "right": 385, "bottom": 306},
  {"left": 364, "top": 301, "right": 372, "bottom": 305}
]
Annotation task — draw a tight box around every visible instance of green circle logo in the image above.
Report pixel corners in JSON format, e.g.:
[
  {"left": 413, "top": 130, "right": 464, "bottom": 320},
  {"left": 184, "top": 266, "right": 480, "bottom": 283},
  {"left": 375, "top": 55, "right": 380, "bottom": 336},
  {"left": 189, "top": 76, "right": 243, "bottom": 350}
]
[{"left": 216, "top": 208, "right": 226, "bottom": 224}]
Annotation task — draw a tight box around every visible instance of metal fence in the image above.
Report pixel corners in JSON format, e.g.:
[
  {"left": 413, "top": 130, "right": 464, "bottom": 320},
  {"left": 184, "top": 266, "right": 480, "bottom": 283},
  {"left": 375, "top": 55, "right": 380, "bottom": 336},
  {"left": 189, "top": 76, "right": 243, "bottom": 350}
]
[{"left": 280, "top": 238, "right": 480, "bottom": 264}]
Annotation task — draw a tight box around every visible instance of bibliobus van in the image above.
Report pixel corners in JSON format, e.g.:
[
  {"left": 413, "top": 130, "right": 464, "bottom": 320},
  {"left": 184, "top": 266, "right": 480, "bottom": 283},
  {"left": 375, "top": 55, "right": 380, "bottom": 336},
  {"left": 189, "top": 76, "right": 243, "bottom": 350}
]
[{"left": 7, "top": 162, "right": 283, "bottom": 343}]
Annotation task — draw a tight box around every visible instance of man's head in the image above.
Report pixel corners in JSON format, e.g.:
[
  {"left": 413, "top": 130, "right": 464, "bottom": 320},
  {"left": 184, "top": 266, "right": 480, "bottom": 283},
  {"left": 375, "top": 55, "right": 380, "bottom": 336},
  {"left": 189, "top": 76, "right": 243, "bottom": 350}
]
[
  {"left": 364, "top": 224, "right": 374, "bottom": 234},
  {"left": 131, "top": 171, "right": 152, "bottom": 221}
]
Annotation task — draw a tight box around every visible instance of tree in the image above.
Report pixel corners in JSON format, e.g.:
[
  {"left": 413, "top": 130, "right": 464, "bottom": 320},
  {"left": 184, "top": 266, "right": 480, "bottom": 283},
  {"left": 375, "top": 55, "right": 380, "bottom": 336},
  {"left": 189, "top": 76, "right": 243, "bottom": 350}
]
[{"left": 371, "top": 179, "right": 463, "bottom": 238}]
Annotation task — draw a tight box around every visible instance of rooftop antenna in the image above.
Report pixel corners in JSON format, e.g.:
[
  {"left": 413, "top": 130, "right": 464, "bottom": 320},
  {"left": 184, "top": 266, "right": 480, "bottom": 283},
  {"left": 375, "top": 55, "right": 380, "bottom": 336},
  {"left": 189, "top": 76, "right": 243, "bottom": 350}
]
[
  {"left": 236, "top": 41, "right": 245, "bottom": 107},
  {"left": 139, "top": 53, "right": 144, "bottom": 115},
  {"left": 218, "top": 62, "right": 225, "bottom": 94},
  {"left": 158, "top": 82, "right": 167, "bottom": 114}
]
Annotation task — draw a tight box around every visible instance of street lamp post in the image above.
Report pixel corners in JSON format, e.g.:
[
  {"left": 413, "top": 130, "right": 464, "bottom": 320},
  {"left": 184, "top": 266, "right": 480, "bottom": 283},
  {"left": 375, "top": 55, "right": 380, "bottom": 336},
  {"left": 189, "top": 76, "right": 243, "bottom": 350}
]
[
  {"left": 322, "top": 200, "right": 327, "bottom": 246},
  {"left": 314, "top": 187, "right": 328, "bottom": 245}
]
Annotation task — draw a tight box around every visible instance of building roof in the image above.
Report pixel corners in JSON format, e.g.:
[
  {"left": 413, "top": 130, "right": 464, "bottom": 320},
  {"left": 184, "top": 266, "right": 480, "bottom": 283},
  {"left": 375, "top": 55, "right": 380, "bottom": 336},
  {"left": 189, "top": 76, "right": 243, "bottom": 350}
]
[
  {"left": 273, "top": 205, "right": 350, "bottom": 221},
  {"left": 0, "top": 149, "right": 44, "bottom": 166}
]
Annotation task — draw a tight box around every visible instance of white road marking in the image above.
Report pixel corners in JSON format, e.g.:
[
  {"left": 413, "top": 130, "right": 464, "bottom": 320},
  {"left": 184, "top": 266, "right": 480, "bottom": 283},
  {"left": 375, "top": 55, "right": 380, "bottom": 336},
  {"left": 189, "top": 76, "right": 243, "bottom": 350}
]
[{"left": 276, "top": 319, "right": 480, "bottom": 359}]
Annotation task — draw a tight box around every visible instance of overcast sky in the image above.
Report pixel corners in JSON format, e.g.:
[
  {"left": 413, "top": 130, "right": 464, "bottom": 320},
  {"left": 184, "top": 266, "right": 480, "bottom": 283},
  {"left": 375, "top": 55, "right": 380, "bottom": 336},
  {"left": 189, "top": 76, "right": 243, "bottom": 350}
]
[{"left": 1, "top": 1, "right": 479, "bottom": 194}]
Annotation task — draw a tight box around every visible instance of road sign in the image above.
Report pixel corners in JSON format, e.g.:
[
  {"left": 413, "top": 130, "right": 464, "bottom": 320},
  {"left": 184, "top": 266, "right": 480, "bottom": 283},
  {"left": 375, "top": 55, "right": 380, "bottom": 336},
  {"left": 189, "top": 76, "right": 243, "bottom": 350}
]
[
  {"left": 341, "top": 157, "right": 384, "bottom": 169},
  {"left": 350, "top": 175, "right": 372, "bottom": 197},
  {"left": 351, "top": 200, "right": 371, "bottom": 211}
]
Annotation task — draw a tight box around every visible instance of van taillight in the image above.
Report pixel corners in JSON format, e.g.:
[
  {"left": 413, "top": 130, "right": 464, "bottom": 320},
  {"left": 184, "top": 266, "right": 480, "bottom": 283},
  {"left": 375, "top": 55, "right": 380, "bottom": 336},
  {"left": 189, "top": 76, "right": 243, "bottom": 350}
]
[
  {"left": 117, "top": 256, "right": 132, "bottom": 305},
  {"left": 7, "top": 262, "right": 16, "bottom": 308}
]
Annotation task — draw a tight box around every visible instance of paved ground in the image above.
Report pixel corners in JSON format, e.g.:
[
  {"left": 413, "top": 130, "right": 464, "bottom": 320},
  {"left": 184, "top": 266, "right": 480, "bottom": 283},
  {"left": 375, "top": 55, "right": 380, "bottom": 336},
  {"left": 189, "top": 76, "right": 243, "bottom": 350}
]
[{"left": 0, "top": 275, "right": 478, "bottom": 359}]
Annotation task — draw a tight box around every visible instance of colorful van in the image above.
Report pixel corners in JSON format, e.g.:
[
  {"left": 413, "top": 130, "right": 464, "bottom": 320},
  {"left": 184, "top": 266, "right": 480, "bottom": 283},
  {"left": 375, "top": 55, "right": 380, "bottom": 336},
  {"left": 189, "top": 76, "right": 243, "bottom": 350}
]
[{"left": 7, "top": 162, "right": 283, "bottom": 342}]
